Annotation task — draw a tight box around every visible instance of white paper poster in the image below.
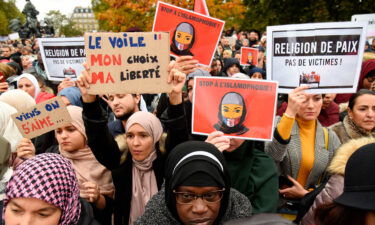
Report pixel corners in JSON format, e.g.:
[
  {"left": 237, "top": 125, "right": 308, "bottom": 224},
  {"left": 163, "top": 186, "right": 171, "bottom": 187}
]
[
  {"left": 38, "top": 37, "right": 85, "bottom": 81},
  {"left": 267, "top": 22, "right": 367, "bottom": 94}
]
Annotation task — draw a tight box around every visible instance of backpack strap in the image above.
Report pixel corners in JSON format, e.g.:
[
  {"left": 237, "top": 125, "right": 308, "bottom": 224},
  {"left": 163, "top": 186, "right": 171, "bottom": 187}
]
[{"left": 323, "top": 127, "right": 329, "bottom": 150}]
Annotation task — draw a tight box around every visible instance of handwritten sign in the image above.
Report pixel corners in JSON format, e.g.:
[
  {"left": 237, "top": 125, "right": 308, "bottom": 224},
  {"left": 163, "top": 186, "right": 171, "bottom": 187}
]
[
  {"left": 11, "top": 97, "right": 72, "bottom": 139},
  {"left": 38, "top": 37, "right": 85, "bottom": 81},
  {"left": 84, "top": 32, "right": 171, "bottom": 94},
  {"left": 192, "top": 77, "right": 278, "bottom": 141},
  {"left": 240, "top": 47, "right": 259, "bottom": 66},
  {"left": 267, "top": 22, "right": 368, "bottom": 94},
  {"left": 153, "top": 1, "right": 225, "bottom": 66}
]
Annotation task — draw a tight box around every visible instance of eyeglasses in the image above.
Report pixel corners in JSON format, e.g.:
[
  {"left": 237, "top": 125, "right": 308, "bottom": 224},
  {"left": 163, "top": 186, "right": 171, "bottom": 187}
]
[{"left": 173, "top": 188, "right": 225, "bottom": 204}]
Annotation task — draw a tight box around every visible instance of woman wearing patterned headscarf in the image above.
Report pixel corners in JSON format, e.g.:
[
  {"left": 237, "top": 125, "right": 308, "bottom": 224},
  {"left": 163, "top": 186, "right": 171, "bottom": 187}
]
[{"left": 4, "top": 153, "right": 98, "bottom": 225}]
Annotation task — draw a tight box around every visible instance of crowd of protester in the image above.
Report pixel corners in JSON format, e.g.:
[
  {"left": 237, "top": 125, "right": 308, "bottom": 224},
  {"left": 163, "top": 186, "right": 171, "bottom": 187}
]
[{"left": 0, "top": 27, "right": 375, "bottom": 225}]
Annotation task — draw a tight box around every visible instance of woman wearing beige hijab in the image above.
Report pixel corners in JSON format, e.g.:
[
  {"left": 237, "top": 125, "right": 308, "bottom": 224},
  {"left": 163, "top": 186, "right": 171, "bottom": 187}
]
[{"left": 83, "top": 110, "right": 165, "bottom": 225}]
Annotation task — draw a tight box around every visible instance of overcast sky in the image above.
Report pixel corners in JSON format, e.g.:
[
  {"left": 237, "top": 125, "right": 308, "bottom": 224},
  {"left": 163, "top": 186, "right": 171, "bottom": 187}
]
[{"left": 15, "top": 0, "right": 92, "bottom": 19}]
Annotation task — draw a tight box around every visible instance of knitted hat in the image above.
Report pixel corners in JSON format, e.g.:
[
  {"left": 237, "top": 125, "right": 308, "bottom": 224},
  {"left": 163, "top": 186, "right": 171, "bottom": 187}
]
[{"left": 5, "top": 153, "right": 81, "bottom": 225}]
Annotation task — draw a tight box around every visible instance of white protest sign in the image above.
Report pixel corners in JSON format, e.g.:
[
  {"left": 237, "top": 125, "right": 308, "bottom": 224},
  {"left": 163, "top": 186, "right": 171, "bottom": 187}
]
[
  {"left": 11, "top": 97, "right": 72, "bottom": 139},
  {"left": 8, "top": 33, "right": 20, "bottom": 40},
  {"left": 84, "top": 32, "right": 171, "bottom": 95},
  {"left": 352, "top": 14, "right": 375, "bottom": 38},
  {"left": 267, "top": 22, "right": 367, "bottom": 94},
  {"left": 38, "top": 37, "right": 85, "bottom": 81}
]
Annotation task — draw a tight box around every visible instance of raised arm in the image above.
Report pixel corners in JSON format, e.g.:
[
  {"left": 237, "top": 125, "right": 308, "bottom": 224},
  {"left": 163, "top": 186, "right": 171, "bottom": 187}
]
[{"left": 77, "top": 64, "right": 122, "bottom": 170}]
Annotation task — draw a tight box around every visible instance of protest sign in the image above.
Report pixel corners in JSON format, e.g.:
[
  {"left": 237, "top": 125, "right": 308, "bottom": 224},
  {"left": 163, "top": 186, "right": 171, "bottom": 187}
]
[
  {"left": 240, "top": 47, "right": 259, "bottom": 66},
  {"left": 38, "top": 37, "right": 85, "bottom": 81},
  {"left": 8, "top": 33, "right": 20, "bottom": 40},
  {"left": 84, "top": 32, "right": 171, "bottom": 95},
  {"left": 352, "top": 14, "right": 375, "bottom": 38},
  {"left": 11, "top": 97, "right": 72, "bottom": 139},
  {"left": 267, "top": 22, "right": 367, "bottom": 94},
  {"left": 192, "top": 77, "right": 278, "bottom": 141},
  {"left": 153, "top": 1, "right": 225, "bottom": 66}
]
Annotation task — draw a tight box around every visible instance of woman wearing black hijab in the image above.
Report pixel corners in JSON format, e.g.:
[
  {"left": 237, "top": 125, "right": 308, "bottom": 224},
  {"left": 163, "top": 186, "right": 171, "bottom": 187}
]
[{"left": 135, "top": 141, "right": 252, "bottom": 225}]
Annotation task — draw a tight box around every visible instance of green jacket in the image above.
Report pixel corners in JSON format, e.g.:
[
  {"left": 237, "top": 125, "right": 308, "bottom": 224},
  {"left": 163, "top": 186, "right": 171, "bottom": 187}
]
[{"left": 223, "top": 141, "right": 278, "bottom": 214}]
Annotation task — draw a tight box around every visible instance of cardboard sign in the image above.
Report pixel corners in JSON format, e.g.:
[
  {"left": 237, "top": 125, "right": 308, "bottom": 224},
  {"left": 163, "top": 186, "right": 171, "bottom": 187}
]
[
  {"left": 240, "top": 47, "right": 259, "bottom": 66},
  {"left": 352, "top": 14, "right": 375, "bottom": 38},
  {"left": 38, "top": 37, "right": 85, "bottom": 81},
  {"left": 192, "top": 77, "right": 278, "bottom": 141},
  {"left": 153, "top": 1, "right": 225, "bottom": 66},
  {"left": 11, "top": 97, "right": 72, "bottom": 139},
  {"left": 84, "top": 32, "right": 172, "bottom": 94},
  {"left": 267, "top": 22, "right": 368, "bottom": 94}
]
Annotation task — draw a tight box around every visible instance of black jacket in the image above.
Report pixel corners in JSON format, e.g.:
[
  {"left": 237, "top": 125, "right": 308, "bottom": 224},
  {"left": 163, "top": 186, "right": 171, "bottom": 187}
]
[{"left": 82, "top": 99, "right": 167, "bottom": 225}]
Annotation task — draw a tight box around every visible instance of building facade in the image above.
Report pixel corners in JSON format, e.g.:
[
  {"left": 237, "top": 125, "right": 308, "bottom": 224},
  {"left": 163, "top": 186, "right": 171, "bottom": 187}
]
[{"left": 71, "top": 7, "right": 99, "bottom": 32}]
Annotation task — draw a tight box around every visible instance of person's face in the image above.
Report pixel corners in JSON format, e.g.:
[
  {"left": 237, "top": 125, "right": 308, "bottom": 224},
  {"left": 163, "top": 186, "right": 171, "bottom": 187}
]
[
  {"left": 188, "top": 79, "right": 194, "bottom": 103},
  {"left": 242, "top": 39, "right": 249, "bottom": 47},
  {"left": 1, "top": 47, "right": 11, "bottom": 57},
  {"left": 175, "top": 186, "right": 222, "bottom": 225},
  {"left": 126, "top": 123, "right": 154, "bottom": 161},
  {"left": 4, "top": 197, "right": 61, "bottom": 225},
  {"left": 249, "top": 32, "right": 259, "bottom": 41},
  {"left": 234, "top": 53, "right": 241, "bottom": 61},
  {"left": 55, "top": 124, "right": 86, "bottom": 152},
  {"left": 217, "top": 45, "right": 223, "bottom": 54},
  {"left": 348, "top": 94, "right": 375, "bottom": 132},
  {"left": 18, "top": 78, "right": 36, "bottom": 98},
  {"left": 251, "top": 72, "right": 263, "bottom": 80},
  {"left": 107, "top": 94, "right": 139, "bottom": 120},
  {"left": 222, "top": 51, "right": 232, "bottom": 59},
  {"left": 297, "top": 94, "right": 323, "bottom": 121},
  {"left": 216, "top": 60, "right": 222, "bottom": 72},
  {"left": 322, "top": 93, "right": 337, "bottom": 109},
  {"left": 226, "top": 138, "right": 245, "bottom": 152},
  {"left": 222, "top": 38, "right": 229, "bottom": 47},
  {"left": 227, "top": 64, "right": 239, "bottom": 77},
  {"left": 21, "top": 56, "right": 32, "bottom": 68},
  {"left": 363, "top": 76, "right": 375, "bottom": 90},
  {"left": 176, "top": 31, "right": 193, "bottom": 45}
]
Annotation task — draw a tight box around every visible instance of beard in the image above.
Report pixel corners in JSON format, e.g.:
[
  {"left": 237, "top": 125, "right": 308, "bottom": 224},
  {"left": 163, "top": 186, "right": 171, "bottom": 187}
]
[{"left": 114, "top": 108, "right": 135, "bottom": 121}]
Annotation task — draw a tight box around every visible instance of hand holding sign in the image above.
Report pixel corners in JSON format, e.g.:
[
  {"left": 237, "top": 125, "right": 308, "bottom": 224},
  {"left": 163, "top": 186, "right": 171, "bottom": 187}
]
[
  {"left": 174, "top": 55, "right": 199, "bottom": 75},
  {"left": 58, "top": 77, "right": 76, "bottom": 93},
  {"left": 205, "top": 131, "right": 230, "bottom": 152},
  {"left": 16, "top": 138, "right": 35, "bottom": 159},
  {"left": 77, "top": 63, "right": 96, "bottom": 103},
  {"left": 285, "top": 86, "right": 309, "bottom": 118}
]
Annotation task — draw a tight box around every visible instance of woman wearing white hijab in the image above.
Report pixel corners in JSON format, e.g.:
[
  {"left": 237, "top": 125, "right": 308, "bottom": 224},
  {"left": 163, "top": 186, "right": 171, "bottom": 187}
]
[{"left": 16, "top": 73, "right": 55, "bottom": 103}]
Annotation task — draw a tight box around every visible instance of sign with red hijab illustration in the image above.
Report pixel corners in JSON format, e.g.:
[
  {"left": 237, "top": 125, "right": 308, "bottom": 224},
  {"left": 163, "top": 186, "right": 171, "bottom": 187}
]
[
  {"left": 192, "top": 77, "right": 278, "bottom": 141},
  {"left": 153, "top": 1, "right": 225, "bottom": 66},
  {"left": 240, "top": 47, "right": 259, "bottom": 66}
]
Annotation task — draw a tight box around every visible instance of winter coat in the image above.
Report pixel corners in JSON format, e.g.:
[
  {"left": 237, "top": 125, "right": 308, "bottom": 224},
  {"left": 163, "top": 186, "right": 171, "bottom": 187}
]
[
  {"left": 301, "top": 137, "right": 375, "bottom": 225},
  {"left": 330, "top": 116, "right": 375, "bottom": 144},
  {"left": 265, "top": 116, "right": 341, "bottom": 189}
]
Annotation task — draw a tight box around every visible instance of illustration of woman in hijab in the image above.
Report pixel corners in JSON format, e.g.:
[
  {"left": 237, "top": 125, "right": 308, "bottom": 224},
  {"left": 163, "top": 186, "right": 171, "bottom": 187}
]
[
  {"left": 214, "top": 92, "right": 249, "bottom": 135},
  {"left": 170, "top": 22, "right": 195, "bottom": 56}
]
